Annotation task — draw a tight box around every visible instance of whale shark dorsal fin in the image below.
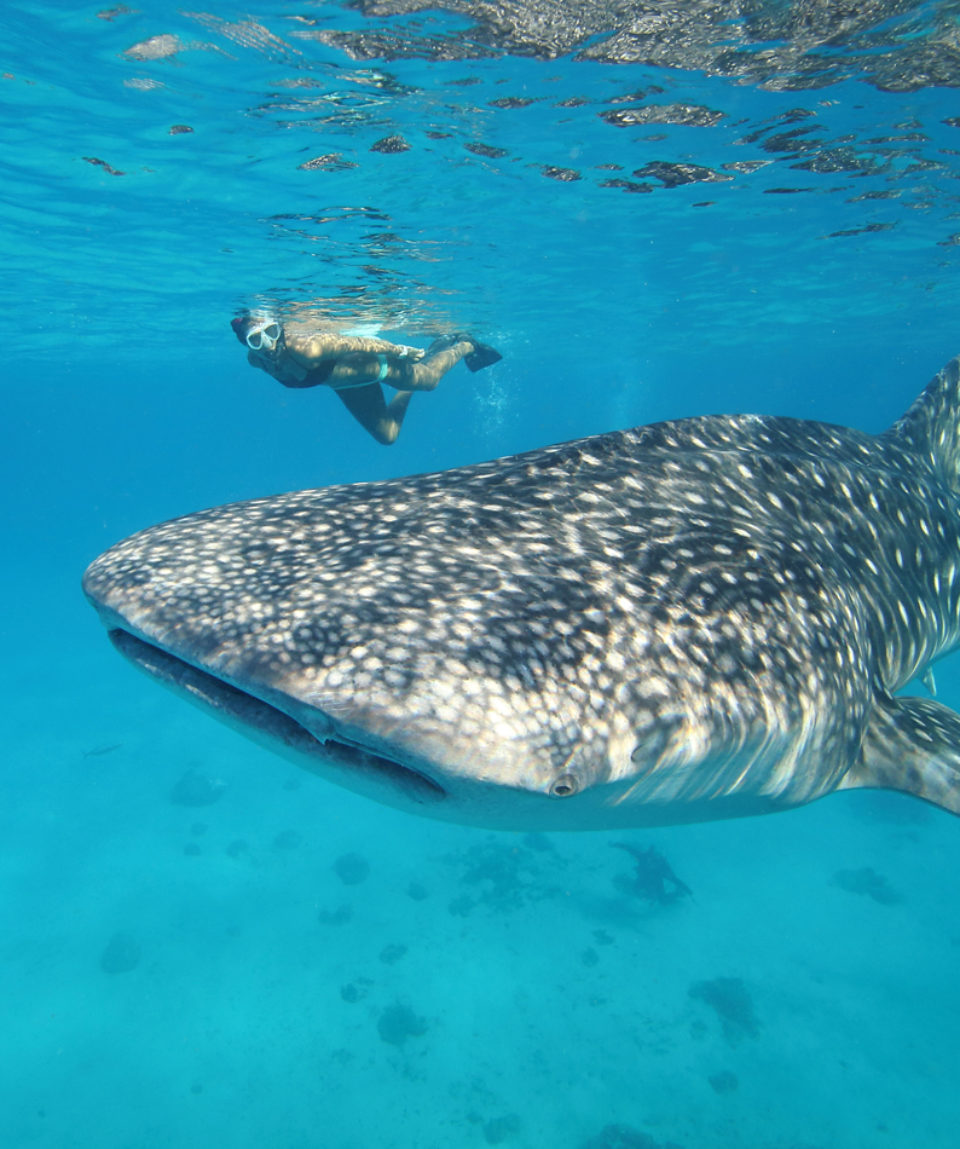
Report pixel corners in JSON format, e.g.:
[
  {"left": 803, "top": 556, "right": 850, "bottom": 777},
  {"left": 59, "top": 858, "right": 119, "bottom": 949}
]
[
  {"left": 839, "top": 696, "right": 960, "bottom": 815},
  {"left": 885, "top": 355, "right": 960, "bottom": 488}
]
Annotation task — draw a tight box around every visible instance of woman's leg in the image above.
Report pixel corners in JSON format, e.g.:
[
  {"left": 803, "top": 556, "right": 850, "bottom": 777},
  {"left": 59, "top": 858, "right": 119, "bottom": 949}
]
[
  {"left": 326, "top": 343, "right": 473, "bottom": 393},
  {"left": 334, "top": 383, "right": 413, "bottom": 445},
  {"left": 404, "top": 338, "right": 475, "bottom": 390}
]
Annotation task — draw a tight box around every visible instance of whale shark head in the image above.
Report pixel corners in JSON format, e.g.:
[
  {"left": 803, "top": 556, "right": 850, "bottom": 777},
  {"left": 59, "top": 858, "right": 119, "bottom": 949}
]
[
  {"left": 84, "top": 460, "right": 714, "bottom": 830},
  {"left": 83, "top": 358, "right": 960, "bottom": 830}
]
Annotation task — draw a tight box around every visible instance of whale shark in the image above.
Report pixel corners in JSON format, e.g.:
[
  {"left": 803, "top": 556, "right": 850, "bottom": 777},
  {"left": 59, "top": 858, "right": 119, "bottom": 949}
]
[{"left": 83, "top": 356, "right": 960, "bottom": 830}]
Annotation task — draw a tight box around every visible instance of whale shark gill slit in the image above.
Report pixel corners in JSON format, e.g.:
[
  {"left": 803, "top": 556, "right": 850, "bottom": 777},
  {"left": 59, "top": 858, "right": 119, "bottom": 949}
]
[{"left": 107, "top": 628, "right": 446, "bottom": 806}]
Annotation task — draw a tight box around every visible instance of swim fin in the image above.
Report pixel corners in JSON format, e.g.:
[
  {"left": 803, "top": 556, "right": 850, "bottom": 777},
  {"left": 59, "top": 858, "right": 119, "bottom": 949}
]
[{"left": 464, "top": 340, "right": 502, "bottom": 372}]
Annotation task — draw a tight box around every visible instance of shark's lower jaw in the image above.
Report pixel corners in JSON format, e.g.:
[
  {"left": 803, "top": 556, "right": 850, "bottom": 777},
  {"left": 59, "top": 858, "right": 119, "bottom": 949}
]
[{"left": 106, "top": 629, "right": 447, "bottom": 808}]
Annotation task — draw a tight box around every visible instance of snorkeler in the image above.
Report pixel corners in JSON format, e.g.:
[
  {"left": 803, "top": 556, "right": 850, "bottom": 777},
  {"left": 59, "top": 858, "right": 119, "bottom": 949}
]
[{"left": 231, "top": 315, "right": 502, "bottom": 445}]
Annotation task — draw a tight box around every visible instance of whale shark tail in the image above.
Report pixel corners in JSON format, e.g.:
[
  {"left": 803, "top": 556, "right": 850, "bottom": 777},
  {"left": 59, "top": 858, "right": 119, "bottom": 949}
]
[{"left": 884, "top": 355, "right": 960, "bottom": 489}]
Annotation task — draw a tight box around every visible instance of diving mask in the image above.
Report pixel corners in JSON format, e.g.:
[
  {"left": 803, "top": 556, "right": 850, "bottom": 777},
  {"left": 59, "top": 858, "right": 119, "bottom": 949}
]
[{"left": 245, "top": 319, "right": 282, "bottom": 352}]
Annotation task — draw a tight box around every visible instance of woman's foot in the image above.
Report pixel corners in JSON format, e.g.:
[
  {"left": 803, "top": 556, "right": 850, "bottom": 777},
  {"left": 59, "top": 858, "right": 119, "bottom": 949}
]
[{"left": 427, "top": 332, "right": 502, "bottom": 371}]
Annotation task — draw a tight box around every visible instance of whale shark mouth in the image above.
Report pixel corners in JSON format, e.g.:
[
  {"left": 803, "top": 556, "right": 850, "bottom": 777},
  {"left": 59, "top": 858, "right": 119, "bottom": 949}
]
[{"left": 107, "top": 628, "right": 447, "bottom": 807}]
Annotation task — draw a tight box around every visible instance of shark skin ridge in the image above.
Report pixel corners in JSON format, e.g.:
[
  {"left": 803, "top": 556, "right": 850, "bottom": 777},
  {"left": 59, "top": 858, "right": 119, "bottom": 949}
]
[{"left": 81, "top": 355, "right": 960, "bottom": 830}]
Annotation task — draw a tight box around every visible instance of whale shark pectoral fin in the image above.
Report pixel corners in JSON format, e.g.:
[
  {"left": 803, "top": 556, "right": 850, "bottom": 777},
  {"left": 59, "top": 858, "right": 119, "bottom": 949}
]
[{"left": 839, "top": 696, "right": 960, "bottom": 815}]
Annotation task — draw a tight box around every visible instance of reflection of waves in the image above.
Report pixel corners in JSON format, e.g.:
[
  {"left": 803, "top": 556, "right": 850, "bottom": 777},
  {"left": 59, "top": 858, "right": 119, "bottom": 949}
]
[
  {"left": 3, "top": 1, "right": 960, "bottom": 359},
  {"left": 334, "top": 0, "right": 960, "bottom": 91},
  {"left": 184, "top": 12, "right": 303, "bottom": 62}
]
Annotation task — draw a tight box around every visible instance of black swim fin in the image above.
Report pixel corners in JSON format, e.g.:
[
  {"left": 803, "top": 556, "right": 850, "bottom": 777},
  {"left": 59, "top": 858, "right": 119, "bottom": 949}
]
[{"left": 464, "top": 340, "right": 502, "bottom": 372}]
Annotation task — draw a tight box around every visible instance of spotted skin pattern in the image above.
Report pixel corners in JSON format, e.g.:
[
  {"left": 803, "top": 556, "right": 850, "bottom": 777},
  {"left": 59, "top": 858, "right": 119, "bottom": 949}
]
[{"left": 83, "top": 357, "right": 960, "bottom": 829}]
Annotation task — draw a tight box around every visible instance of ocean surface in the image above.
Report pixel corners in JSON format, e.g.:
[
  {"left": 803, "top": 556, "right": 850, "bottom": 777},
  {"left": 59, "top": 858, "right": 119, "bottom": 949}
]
[{"left": 4, "top": 2, "right": 960, "bottom": 1147}]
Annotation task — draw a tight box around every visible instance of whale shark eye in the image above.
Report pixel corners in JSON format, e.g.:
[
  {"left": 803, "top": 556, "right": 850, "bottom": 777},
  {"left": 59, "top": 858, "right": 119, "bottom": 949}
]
[{"left": 550, "top": 773, "right": 580, "bottom": 798}]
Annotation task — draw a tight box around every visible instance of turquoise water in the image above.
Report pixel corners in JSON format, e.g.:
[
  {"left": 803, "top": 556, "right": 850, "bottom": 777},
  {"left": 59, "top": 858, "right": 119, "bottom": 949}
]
[{"left": 4, "top": 3, "right": 960, "bottom": 1146}]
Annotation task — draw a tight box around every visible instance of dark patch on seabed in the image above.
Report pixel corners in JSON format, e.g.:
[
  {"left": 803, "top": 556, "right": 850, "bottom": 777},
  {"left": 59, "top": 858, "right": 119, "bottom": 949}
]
[
  {"left": 580, "top": 1122, "right": 685, "bottom": 1149},
  {"left": 689, "top": 977, "right": 760, "bottom": 1045},
  {"left": 611, "top": 841, "right": 692, "bottom": 905},
  {"left": 99, "top": 931, "right": 141, "bottom": 975},
  {"left": 377, "top": 1001, "right": 429, "bottom": 1046},
  {"left": 833, "top": 865, "right": 902, "bottom": 904},
  {"left": 333, "top": 850, "right": 371, "bottom": 885},
  {"left": 169, "top": 767, "right": 226, "bottom": 807}
]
